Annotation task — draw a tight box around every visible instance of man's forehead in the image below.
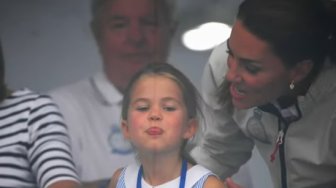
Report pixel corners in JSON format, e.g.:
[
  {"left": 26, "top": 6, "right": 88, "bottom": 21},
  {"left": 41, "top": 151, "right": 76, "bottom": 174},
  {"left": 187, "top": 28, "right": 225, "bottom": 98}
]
[{"left": 93, "top": 0, "right": 176, "bottom": 21}]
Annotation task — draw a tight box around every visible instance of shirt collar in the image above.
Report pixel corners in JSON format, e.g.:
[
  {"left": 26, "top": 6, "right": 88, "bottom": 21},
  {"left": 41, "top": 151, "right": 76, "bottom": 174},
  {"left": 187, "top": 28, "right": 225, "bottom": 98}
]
[{"left": 92, "top": 72, "right": 123, "bottom": 106}]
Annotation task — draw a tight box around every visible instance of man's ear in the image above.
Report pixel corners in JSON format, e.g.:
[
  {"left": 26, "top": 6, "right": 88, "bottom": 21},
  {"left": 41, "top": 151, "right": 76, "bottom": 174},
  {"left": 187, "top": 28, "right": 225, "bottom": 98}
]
[
  {"left": 121, "top": 120, "right": 130, "bottom": 140},
  {"left": 290, "top": 59, "right": 314, "bottom": 83},
  {"left": 183, "top": 118, "right": 198, "bottom": 139}
]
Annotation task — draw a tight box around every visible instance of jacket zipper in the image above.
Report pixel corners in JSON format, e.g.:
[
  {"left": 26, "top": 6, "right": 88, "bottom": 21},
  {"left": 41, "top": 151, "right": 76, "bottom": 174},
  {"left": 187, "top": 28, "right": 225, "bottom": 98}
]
[
  {"left": 270, "top": 119, "right": 289, "bottom": 188},
  {"left": 279, "top": 123, "right": 288, "bottom": 188}
]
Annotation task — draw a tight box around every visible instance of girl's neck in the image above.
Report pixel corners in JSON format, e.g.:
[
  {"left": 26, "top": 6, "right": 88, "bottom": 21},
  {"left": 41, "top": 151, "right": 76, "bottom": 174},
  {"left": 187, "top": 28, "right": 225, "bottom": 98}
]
[{"left": 140, "top": 154, "right": 184, "bottom": 186}]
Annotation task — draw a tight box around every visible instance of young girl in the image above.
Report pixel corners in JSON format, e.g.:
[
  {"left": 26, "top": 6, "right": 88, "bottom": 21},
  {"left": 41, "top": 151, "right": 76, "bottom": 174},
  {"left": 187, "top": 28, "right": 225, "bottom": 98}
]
[{"left": 108, "top": 63, "right": 226, "bottom": 188}]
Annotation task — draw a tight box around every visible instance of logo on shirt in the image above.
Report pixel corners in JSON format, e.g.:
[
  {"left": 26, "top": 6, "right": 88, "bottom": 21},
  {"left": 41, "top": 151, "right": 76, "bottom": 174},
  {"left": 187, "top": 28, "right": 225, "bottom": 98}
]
[{"left": 108, "top": 124, "right": 133, "bottom": 154}]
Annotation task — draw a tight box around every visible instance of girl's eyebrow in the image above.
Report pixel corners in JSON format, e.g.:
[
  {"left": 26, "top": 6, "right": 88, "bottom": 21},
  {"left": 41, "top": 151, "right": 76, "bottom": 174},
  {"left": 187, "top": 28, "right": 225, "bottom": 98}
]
[
  {"left": 131, "top": 98, "right": 148, "bottom": 104},
  {"left": 161, "top": 97, "right": 185, "bottom": 107},
  {"left": 133, "top": 97, "right": 183, "bottom": 105},
  {"left": 161, "top": 97, "right": 179, "bottom": 102}
]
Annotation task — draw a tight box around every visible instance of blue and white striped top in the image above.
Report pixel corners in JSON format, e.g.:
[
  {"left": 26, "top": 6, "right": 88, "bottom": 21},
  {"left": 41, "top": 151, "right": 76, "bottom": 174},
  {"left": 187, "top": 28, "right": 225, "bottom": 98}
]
[
  {"left": 0, "top": 89, "right": 79, "bottom": 187},
  {"left": 116, "top": 163, "right": 215, "bottom": 188}
]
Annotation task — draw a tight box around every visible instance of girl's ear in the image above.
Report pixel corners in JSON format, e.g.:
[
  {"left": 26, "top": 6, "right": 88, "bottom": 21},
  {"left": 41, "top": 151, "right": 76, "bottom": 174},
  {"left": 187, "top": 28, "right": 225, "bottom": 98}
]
[
  {"left": 121, "top": 120, "right": 130, "bottom": 140},
  {"left": 183, "top": 118, "right": 198, "bottom": 139}
]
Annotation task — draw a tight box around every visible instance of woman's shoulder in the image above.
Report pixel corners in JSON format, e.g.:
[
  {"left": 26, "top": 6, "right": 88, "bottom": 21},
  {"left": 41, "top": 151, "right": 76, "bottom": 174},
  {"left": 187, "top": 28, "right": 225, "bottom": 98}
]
[
  {"left": 0, "top": 88, "right": 56, "bottom": 115},
  {"left": 305, "top": 64, "right": 336, "bottom": 101},
  {"left": 7, "top": 88, "right": 54, "bottom": 105},
  {"left": 208, "top": 42, "right": 229, "bottom": 86}
]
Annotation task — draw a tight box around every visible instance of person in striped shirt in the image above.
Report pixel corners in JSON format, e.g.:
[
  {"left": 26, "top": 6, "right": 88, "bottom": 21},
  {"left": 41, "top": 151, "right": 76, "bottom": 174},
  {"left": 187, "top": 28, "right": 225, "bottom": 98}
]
[{"left": 0, "top": 42, "right": 80, "bottom": 187}]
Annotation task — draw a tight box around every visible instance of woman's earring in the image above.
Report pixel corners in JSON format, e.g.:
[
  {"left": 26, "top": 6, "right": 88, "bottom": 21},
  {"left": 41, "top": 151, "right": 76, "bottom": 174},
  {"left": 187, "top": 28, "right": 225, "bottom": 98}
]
[{"left": 289, "top": 80, "right": 295, "bottom": 90}]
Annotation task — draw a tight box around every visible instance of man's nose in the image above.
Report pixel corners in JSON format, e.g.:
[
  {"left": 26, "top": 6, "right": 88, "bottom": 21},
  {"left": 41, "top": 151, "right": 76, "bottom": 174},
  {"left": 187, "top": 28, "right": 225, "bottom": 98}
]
[{"left": 127, "top": 23, "right": 146, "bottom": 47}]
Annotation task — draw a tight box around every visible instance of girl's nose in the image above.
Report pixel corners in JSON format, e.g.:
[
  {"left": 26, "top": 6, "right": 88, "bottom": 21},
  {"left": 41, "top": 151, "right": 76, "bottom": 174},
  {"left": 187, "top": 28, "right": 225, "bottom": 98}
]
[
  {"left": 149, "top": 115, "right": 161, "bottom": 121},
  {"left": 148, "top": 109, "right": 162, "bottom": 121}
]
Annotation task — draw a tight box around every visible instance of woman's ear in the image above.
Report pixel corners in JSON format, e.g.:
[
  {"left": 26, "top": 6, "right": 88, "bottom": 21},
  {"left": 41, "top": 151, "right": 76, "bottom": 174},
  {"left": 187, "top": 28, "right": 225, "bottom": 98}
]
[
  {"left": 290, "top": 59, "right": 314, "bottom": 83},
  {"left": 183, "top": 118, "right": 198, "bottom": 139},
  {"left": 121, "top": 120, "right": 130, "bottom": 140}
]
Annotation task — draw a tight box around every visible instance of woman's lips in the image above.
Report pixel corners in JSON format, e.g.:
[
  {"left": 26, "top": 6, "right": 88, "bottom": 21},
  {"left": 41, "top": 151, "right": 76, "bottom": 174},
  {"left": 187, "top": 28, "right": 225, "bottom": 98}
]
[
  {"left": 230, "top": 84, "right": 246, "bottom": 100},
  {"left": 146, "top": 127, "right": 163, "bottom": 136}
]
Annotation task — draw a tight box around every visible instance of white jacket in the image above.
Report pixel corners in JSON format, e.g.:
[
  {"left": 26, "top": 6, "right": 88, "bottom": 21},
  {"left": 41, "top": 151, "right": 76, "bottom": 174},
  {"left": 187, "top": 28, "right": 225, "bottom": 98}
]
[{"left": 191, "top": 42, "right": 336, "bottom": 188}]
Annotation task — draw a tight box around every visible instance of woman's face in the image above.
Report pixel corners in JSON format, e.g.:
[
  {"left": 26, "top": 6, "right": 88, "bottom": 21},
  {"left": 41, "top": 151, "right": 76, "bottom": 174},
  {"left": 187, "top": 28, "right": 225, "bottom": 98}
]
[{"left": 226, "top": 20, "right": 295, "bottom": 109}]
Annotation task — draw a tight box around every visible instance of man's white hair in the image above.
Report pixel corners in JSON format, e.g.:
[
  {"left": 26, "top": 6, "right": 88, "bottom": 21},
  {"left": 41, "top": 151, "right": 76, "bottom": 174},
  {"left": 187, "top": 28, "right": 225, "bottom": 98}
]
[{"left": 91, "top": 0, "right": 177, "bottom": 23}]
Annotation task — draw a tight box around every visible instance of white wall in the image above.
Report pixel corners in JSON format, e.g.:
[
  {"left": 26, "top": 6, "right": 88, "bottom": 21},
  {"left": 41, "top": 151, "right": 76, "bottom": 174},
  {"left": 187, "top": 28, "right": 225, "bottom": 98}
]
[
  {"left": 0, "top": 1, "right": 272, "bottom": 187},
  {"left": 0, "top": 0, "right": 100, "bottom": 92}
]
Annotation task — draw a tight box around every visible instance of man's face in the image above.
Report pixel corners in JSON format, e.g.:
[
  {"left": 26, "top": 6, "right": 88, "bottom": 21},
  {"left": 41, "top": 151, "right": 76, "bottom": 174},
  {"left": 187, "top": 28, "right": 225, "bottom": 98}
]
[{"left": 93, "top": 0, "right": 174, "bottom": 92}]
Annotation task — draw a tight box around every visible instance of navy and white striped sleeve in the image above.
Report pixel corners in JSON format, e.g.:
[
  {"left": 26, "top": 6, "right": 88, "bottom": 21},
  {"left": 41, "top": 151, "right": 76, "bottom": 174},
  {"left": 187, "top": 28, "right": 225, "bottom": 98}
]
[{"left": 26, "top": 95, "right": 79, "bottom": 188}]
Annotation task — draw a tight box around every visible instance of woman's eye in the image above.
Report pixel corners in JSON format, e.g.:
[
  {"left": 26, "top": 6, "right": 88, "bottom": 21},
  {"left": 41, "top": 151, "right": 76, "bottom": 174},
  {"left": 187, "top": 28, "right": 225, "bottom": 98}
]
[
  {"left": 226, "top": 49, "right": 233, "bottom": 57},
  {"left": 240, "top": 60, "right": 261, "bottom": 74},
  {"left": 245, "top": 64, "right": 260, "bottom": 74}
]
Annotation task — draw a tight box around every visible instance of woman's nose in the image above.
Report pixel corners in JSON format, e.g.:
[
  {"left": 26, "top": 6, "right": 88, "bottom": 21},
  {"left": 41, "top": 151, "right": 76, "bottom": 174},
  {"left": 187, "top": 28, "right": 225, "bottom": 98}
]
[{"left": 226, "top": 58, "right": 241, "bottom": 82}]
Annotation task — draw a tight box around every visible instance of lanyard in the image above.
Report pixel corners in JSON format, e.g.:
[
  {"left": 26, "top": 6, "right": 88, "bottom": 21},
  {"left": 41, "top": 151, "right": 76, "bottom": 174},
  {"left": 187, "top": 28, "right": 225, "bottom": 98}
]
[{"left": 136, "top": 159, "right": 187, "bottom": 188}]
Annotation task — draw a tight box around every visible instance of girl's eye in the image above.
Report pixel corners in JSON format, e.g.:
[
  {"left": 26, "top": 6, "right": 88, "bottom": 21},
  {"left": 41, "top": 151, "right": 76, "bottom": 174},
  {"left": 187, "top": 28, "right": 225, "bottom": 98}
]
[
  {"left": 135, "top": 106, "right": 149, "bottom": 111},
  {"left": 163, "top": 106, "right": 176, "bottom": 112}
]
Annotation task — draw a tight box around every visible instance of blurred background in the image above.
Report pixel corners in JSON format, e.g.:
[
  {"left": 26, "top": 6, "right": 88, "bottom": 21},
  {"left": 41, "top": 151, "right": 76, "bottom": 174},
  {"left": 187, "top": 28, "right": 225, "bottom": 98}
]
[
  {"left": 0, "top": 0, "right": 272, "bottom": 187},
  {"left": 0, "top": 0, "right": 242, "bottom": 91}
]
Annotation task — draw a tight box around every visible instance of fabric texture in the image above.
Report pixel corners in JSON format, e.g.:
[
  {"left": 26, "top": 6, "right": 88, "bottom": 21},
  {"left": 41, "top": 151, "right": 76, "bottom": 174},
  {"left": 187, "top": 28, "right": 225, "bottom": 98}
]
[
  {"left": 0, "top": 88, "right": 78, "bottom": 187},
  {"left": 49, "top": 72, "right": 135, "bottom": 182},
  {"left": 191, "top": 42, "right": 336, "bottom": 188}
]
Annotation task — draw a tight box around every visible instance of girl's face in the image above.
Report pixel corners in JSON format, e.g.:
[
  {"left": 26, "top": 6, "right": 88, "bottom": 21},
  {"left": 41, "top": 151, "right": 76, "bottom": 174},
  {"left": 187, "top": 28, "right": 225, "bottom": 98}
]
[
  {"left": 121, "top": 75, "right": 196, "bottom": 155},
  {"left": 226, "top": 20, "right": 298, "bottom": 109}
]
